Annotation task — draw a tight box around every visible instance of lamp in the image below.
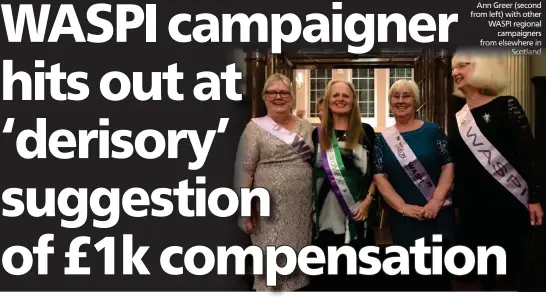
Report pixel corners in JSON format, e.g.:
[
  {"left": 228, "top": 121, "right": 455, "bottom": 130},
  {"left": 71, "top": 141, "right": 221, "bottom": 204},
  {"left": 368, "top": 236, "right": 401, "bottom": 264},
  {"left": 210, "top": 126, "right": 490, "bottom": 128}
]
[{"left": 295, "top": 72, "right": 304, "bottom": 89}]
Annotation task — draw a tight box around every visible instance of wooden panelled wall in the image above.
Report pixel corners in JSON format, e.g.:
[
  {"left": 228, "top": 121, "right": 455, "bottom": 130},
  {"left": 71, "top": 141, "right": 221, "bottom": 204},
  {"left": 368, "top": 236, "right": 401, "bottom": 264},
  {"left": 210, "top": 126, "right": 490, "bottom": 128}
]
[
  {"left": 413, "top": 49, "right": 454, "bottom": 132},
  {"left": 245, "top": 51, "right": 266, "bottom": 119},
  {"left": 246, "top": 50, "right": 455, "bottom": 130},
  {"left": 246, "top": 51, "right": 294, "bottom": 118}
]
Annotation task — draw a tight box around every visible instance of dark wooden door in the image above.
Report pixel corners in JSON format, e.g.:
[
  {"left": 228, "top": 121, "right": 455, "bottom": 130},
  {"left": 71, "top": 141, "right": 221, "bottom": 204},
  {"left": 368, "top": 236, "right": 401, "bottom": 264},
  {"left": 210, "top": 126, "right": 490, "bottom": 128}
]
[
  {"left": 245, "top": 51, "right": 266, "bottom": 119},
  {"left": 413, "top": 49, "right": 453, "bottom": 132},
  {"left": 413, "top": 49, "right": 434, "bottom": 123},
  {"left": 247, "top": 52, "right": 295, "bottom": 117}
]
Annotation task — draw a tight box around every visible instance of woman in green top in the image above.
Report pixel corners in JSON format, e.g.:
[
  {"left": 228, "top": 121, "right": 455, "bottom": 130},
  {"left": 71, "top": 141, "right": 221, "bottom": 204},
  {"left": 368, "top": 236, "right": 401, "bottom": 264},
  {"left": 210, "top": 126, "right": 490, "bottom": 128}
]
[{"left": 310, "top": 80, "right": 377, "bottom": 291}]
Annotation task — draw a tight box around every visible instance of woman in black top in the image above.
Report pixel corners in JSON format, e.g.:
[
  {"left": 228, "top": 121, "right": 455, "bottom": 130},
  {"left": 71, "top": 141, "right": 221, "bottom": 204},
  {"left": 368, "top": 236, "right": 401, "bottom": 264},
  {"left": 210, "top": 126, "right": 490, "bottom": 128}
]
[
  {"left": 449, "top": 52, "right": 543, "bottom": 291},
  {"left": 310, "top": 80, "right": 377, "bottom": 291}
]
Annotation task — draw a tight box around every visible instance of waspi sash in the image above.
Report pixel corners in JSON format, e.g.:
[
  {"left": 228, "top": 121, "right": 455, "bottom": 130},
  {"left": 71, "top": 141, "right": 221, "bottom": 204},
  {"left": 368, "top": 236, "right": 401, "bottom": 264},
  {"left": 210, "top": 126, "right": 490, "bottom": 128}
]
[
  {"left": 456, "top": 105, "right": 528, "bottom": 207},
  {"left": 321, "top": 132, "right": 358, "bottom": 218},
  {"left": 252, "top": 116, "right": 313, "bottom": 162},
  {"left": 382, "top": 126, "right": 452, "bottom": 206},
  {"left": 318, "top": 130, "right": 364, "bottom": 243}
]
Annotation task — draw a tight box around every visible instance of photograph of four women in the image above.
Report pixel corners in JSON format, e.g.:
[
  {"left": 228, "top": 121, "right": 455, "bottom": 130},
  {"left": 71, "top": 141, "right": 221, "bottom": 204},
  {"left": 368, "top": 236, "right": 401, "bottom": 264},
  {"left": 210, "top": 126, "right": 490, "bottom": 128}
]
[{"left": 234, "top": 51, "right": 544, "bottom": 292}]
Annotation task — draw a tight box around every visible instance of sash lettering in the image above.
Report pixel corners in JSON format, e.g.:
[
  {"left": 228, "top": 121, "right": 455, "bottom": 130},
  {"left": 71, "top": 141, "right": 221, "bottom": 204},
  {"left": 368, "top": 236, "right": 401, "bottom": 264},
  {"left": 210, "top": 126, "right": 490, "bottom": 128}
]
[
  {"left": 321, "top": 139, "right": 355, "bottom": 219},
  {"left": 318, "top": 129, "right": 362, "bottom": 243},
  {"left": 466, "top": 127, "right": 484, "bottom": 146},
  {"left": 382, "top": 126, "right": 452, "bottom": 206},
  {"left": 291, "top": 135, "right": 313, "bottom": 161},
  {"left": 252, "top": 116, "right": 313, "bottom": 162},
  {"left": 456, "top": 105, "right": 528, "bottom": 207},
  {"left": 479, "top": 150, "right": 492, "bottom": 164}
]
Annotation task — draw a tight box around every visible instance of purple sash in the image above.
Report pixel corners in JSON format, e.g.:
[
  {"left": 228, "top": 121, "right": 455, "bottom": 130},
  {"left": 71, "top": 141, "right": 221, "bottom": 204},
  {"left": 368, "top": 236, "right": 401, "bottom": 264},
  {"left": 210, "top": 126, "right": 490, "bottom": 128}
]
[
  {"left": 319, "top": 129, "right": 357, "bottom": 219},
  {"left": 251, "top": 116, "right": 313, "bottom": 162},
  {"left": 317, "top": 128, "right": 361, "bottom": 243},
  {"left": 456, "top": 105, "right": 528, "bottom": 207}
]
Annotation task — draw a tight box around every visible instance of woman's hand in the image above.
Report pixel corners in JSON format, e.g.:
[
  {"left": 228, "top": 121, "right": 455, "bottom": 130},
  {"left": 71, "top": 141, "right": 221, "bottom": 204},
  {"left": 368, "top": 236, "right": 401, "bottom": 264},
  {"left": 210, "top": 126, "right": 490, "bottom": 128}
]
[
  {"left": 423, "top": 198, "right": 444, "bottom": 219},
  {"left": 353, "top": 195, "right": 373, "bottom": 221},
  {"left": 238, "top": 215, "right": 257, "bottom": 233},
  {"left": 238, "top": 199, "right": 260, "bottom": 233},
  {"left": 402, "top": 204, "right": 424, "bottom": 220},
  {"left": 529, "top": 202, "right": 544, "bottom": 226}
]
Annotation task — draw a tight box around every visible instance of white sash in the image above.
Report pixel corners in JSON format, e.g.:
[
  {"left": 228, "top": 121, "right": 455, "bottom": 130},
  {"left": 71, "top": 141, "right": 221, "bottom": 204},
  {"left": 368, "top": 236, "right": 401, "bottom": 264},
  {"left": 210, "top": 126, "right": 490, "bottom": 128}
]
[
  {"left": 324, "top": 147, "right": 361, "bottom": 244},
  {"left": 315, "top": 128, "right": 365, "bottom": 244},
  {"left": 251, "top": 116, "right": 313, "bottom": 162},
  {"left": 322, "top": 139, "right": 357, "bottom": 217},
  {"left": 382, "top": 126, "right": 452, "bottom": 206},
  {"left": 456, "top": 105, "right": 528, "bottom": 207}
]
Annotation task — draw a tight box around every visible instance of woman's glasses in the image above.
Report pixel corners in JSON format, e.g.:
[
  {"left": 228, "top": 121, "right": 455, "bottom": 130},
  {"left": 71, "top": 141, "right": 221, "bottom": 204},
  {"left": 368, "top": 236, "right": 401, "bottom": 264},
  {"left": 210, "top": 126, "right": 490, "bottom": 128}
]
[
  {"left": 391, "top": 93, "right": 413, "bottom": 100},
  {"left": 265, "top": 90, "right": 290, "bottom": 98}
]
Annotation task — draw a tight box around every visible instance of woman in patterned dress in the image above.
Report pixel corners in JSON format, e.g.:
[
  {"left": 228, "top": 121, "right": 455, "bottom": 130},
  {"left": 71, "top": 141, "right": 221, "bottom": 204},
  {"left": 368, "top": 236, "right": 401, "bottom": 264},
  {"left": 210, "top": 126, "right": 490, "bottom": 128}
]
[{"left": 234, "top": 73, "right": 314, "bottom": 291}]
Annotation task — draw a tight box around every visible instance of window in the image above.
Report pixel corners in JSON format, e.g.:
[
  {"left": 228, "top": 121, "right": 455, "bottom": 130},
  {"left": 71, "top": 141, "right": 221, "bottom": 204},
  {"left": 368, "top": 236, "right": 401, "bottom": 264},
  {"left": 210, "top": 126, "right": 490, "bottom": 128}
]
[
  {"left": 387, "top": 68, "right": 413, "bottom": 120},
  {"left": 351, "top": 69, "right": 375, "bottom": 118},
  {"left": 297, "top": 68, "right": 410, "bottom": 129},
  {"left": 389, "top": 68, "right": 413, "bottom": 85},
  {"left": 309, "top": 69, "right": 332, "bottom": 118}
]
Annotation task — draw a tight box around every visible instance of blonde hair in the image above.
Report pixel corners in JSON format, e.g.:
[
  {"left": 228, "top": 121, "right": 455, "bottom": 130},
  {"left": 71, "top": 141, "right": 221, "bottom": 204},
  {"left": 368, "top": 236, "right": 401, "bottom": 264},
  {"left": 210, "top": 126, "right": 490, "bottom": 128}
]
[
  {"left": 388, "top": 79, "right": 420, "bottom": 107},
  {"left": 261, "top": 73, "right": 295, "bottom": 99},
  {"left": 452, "top": 51, "right": 509, "bottom": 98},
  {"left": 319, "top": 80, "right": 364, "bottom": 151}
]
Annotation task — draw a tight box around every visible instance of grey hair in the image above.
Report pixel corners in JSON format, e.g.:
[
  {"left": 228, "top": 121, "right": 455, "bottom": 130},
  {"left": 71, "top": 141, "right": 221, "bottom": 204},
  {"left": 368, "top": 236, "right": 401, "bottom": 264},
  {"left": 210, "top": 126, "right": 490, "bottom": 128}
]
[{"left": 388, "top": 79, "right": 420, "bottom": 106}]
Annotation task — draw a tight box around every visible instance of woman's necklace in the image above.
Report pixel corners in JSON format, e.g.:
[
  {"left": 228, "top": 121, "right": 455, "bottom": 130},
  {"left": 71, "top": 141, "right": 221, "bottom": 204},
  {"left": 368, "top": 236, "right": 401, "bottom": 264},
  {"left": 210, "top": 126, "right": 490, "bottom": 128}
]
[
  {"left": 337, "top": 130, "right": 347, "bottom": 141},
  {"left": 273, "top": 116, "right": 294, "bottom": 131},
  {"left": 280, "top": 118, "right": 293, "bottom": 130}
]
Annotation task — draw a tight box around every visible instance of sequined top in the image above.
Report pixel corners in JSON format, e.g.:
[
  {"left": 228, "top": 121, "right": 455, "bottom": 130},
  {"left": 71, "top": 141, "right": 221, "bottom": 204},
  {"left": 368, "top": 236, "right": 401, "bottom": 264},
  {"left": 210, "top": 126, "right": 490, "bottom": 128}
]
[
  {"left": 234, "top": 116, "right": 314, "bottom": 292},
  {"left": 448, "top": 96, "right": 540, "bottom": 231}
]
